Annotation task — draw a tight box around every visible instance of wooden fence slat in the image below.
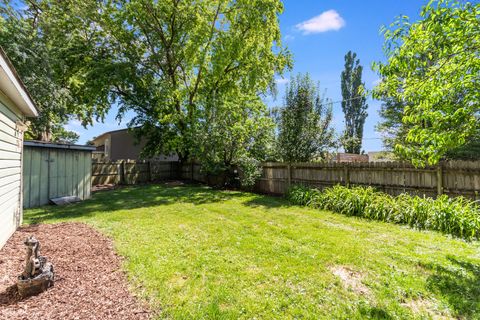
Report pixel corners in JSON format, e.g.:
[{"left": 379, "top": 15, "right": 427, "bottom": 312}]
[{"left": 91, "top": 160, "right": 480, "bottom": 199}]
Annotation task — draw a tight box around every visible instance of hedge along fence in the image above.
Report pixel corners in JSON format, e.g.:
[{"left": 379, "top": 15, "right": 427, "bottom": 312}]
[
  {"left": 287, "top": 185, "right": 480, "bottom": 240},
  {"left": 256, "top": 161, "right": 480, "bottom": 200}
]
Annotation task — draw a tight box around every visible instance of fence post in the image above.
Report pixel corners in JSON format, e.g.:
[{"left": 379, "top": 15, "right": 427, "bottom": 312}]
[
  {"left": 147, "top": 160, "right": 152, "bottom": 182},
  {"left": 117, "top": 161, "right": 122, "bottom": 184},
  {"left": 344, "top": 165, "right": 350, "bottom": 187},
  {"left": 120, "top": 160, "right": 127, "bottom": 184},
  {"left": 437, "top": 164, "right": 443, "bottom": 196},
  {"left": 286, "top": 163, "right": 292, "bottom": 189}
]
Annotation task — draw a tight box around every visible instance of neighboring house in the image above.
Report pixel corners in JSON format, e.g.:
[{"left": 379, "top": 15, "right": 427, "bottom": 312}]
[
  {"left": 91, "top": 128, "right": 178, "bottom": 161},
  {"left": 0, "top": 48, "right": 38, "bottom": 248},
  {"left": 368, "top": 151, "right": 397, "bottom": 162},
  {"left": 335, "top": 153, "right": 369, "bottom": 163}
]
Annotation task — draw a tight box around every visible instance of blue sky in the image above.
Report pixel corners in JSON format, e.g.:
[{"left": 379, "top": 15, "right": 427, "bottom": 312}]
[{"left": 68, "top": 0, "right": 425, "bottom": 151}]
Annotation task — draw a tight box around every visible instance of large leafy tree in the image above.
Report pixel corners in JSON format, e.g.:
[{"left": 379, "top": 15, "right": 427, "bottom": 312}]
[
  {"left": 376, "top": 92, "right": 480, "bottom": 160},
  {"left": 0, "top": 1, "right": 113, "bottom": 142},
  {"left": 276, "top": 73, "right": 336, "bottom": 162},
  {"left": 444, "top": 131, "right": 480, "bottom": 160},
  {"left": 340, "top": 51, "right": 368, "bottom": 154},
  {"left": 2, "top": 0, "right": 290, "bottom": 178},
  {"left": 196, "top": 94, "right": 275, "bottom": 187},
  {"left": 373, "top": 0, "right": 480, "bottom": 166},
  {"left": 100, "top": 0, "right": 290, "bottom": 163}
]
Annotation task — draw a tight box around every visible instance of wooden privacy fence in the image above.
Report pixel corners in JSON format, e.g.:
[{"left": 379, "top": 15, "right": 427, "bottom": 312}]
[
  {"left": 92, "top": 160, "right": 179, "bottom": 185},
  {"left": 92, "top": 160, "right": 480, "bottom": 199},
  {"left": 256, "top": 161, "right": 480, "bottom": 199}
]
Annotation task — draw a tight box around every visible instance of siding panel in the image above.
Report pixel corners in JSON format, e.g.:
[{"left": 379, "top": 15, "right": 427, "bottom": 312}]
[
  {"left": 23, "top": 147, "right": 32, "bottom": 208},
  {"left": 0, "top": 98, "right": 22, "bottom": 248}
]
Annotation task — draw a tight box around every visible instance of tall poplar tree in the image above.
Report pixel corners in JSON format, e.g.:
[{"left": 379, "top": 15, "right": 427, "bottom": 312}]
[{"left": 340, "top": 51, "right": 368, "bottom": 154}]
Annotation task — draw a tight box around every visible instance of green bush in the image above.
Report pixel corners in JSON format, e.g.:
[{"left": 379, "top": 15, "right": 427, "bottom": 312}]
[{"left": 287, "top": 184, "right": 480, "bottom": 240}]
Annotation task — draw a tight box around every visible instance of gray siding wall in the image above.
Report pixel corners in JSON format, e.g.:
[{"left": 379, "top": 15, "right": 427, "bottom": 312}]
[
  {"left": 23, "top": 146, "right": 92, "bottom": 208},
  {"left": 92, "top": 130, "right": 178, "bottom": 161},
  {"left": 0, "top": 94, "right": 23, "bottom": 248},
  {"left": 110, "top": 131, "right": 145, "bottom": 161}
]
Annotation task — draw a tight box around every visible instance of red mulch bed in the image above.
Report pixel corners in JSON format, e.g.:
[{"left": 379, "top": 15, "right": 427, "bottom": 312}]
[{"left": 0, "top": 223, "right": 150, "bottom": 320}]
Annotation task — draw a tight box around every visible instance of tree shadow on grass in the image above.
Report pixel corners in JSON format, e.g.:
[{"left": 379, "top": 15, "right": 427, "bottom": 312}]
[
  {"left": 25, "top": 184, "right": 241, "bottom": 224},
  {"left": 243, "top": 193, "right": 294, "bottom": 209},
  {"left": 360, "top": 306, "right": 393, "bottom": 320},
  {"left": 423, "top": 256, "right": 480, "bottom": 319}
]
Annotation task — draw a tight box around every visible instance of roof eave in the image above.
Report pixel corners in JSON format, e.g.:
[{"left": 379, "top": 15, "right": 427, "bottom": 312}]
[{"left": 0, "top": 47, "right": 39, "bottom": 117}]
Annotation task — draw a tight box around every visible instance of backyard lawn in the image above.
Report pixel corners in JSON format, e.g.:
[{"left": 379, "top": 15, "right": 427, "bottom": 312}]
[{"left": 25, "top": 184, "right": 480, "bottom": 319}]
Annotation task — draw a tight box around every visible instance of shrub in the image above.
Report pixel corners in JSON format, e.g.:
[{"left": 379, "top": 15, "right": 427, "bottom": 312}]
[
  {"left": 286, "top": 185, "right": 480, "bottom": 240},
  {"left": 238, "top": 157, "right": 262, "bottom": 189}
]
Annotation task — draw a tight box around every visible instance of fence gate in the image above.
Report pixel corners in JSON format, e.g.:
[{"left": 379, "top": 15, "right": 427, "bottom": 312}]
[{"left": 23, "top": 141, "right": 94, "bottom": 208}]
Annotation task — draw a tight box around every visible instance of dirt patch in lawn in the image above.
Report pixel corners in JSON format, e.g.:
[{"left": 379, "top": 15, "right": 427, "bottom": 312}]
[
  {"left": 164, "top": 180, "right": 185, "bottom": 187},
  {"left": 330, "top": 265, "right": 370, "bottom": 296},
  {"left": 402, "top": 298, "right": 451, "bottom": 319},
  {"left": 92, "top": 183, "right": 118, "bottom": 192},
  {"left": 0, "top": 222, "right": 150, "bottom": 320}
]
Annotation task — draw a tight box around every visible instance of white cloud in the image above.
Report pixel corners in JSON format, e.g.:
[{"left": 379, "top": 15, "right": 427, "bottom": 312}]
[
  {"left": 68, "top": 119, "right": 82, "bottom": 127},
  {"left": 275, "top": 78, "right": 289, "bottom": 85},
  {"left": 64, "top": 125, "right": 80, "bottom": 135},
  {"left": 284, "top": 34, "right": 295, "bottom": 42},
  {"left": 295, "top": 10, "right": 345, "bottom": 34}
]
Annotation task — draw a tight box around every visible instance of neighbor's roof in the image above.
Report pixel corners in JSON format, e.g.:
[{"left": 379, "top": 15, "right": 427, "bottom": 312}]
[
  {"left": 24, "top": 140, "right": 95, "bottom": 151},
  {"left": 92, "top": 127, "right": 138, "bottom": 143},
  {"left": 0, "top": 47, "right": 38, "bottom": 117}
]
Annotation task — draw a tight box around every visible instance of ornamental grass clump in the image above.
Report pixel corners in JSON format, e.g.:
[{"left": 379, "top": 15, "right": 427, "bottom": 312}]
[
  {"left": 364, "top": 192, "right": 400, "bottom": 222},
  {"left": 287, "top": 184, "right": 480, "bottom": 240},
  {"left": 320, "top": 185, "right": 377, "bottom": 217},
  {"left": 287, "top": 185, "right": 322, "bottom": 207}
]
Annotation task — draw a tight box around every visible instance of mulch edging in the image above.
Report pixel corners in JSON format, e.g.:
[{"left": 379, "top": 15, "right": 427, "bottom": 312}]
[{"left": 0, "top": 222, "right": 150, "bottom": 320}]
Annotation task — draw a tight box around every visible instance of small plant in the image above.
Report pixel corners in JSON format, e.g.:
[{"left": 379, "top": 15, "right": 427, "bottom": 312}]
[{"left": 287, "top": 184, "right": 480, "bottom": 240}]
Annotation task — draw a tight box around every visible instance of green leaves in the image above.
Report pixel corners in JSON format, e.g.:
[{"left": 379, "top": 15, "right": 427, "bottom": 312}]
[
  {"left": 6, "top": 0, "right": 291, "bottom": 172},
  {"left": 0, "top": 0, "right": 114, "bottom": 141},
  {"left": 276, "top": 73, "right": 336, "bottom": 162},
  {"left": 374, "top": 0, "right": 480, "bottom": 166},
  {"left": 101, "top": 0, "right": 290, "bottom": 164}
]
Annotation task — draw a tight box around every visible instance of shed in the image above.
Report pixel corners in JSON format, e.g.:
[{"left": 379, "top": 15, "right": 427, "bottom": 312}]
[
  {"left": 0, "top": 48, "right": 38, "bottom": 248},
  {"left": 23, "top": 141, "right": 95, "bottom": 208}
]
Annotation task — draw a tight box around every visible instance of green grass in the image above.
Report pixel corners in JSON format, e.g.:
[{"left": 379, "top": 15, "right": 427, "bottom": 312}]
[{"left": 25, "top": 184, "right": 480, "bottom": 319}]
